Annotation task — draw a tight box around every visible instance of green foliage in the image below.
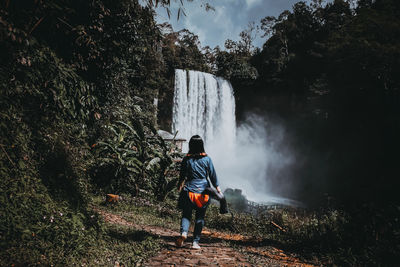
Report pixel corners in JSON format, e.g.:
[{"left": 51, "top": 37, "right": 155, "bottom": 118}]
[
  {"left": 214, "top": 23, "right": 259, "bottom": 83},
  {"left": 0, "top": 117, "right": 103, "bottom": 266},
  {"left": 234, "top": 0, "right": 400, "bottom": 205},
  {"left": 206, "top": 202, "right": 400, "bottom": 266},
  {"left": 93, "top": 194, "right": 180, "bottom": 228},
  {"left": 0, "top": 5, "right": 102, "bottom": 263},
  {"left": 215, "top": 50, "right": 258, "bottom": 82},
  {"left": 225, "top": 3, "right": 400, "bottom": 265},
  {"left": 2, "top": 0, "right": 398, "bottom": 265},
  {"left": 0, "top": 0, "right": 175, "bottom": 265},
  {"left": 252, "top": 0, "right": 400, "bottom": 96},
  {"left": 92, "top": 120, "right": 172, "bottom": 199},
  {"left": 98, "top": 225, "right": 161, "bottom": 266}
]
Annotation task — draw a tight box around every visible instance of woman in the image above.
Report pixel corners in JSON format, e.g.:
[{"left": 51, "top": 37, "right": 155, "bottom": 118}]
[{"left": 176, "top": 135, "right": 222, "bottom": 249}]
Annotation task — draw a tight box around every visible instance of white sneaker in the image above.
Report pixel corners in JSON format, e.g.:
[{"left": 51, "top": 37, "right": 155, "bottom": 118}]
[
  {"left": 175, "top": 232, "right": 187, "bottom": 247},
  {"left": 192, "top": 241, "right": 201, "bottom": 249}
]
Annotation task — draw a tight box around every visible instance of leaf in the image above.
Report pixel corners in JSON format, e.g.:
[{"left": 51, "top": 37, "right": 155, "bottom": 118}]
[{"left": 18, "top": 160, "right": 25, "bottom": 169}]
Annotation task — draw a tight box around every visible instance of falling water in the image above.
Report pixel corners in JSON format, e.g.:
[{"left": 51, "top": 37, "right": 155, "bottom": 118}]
[
  {"left": 172, "top": 69, "right": 236, "bottom": 151},
  {"left": 172, "top": 69, "right": 300, "bottom": 206}
]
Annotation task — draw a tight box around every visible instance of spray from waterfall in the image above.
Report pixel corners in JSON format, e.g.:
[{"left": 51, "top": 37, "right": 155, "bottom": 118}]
[{"left": 172, "top": 69, "right": 297, "bottom": 205}]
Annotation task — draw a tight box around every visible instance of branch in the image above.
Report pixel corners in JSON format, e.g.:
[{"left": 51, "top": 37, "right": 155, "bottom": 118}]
[
  {"left": 270, "top": 221, "right": 286, "bottom": 232},
  {"left": 0, "top": 144, "right": 15, "bottom": 166},
  {"left": 28, "top": 16, "right": 45, "bottom": 35}
]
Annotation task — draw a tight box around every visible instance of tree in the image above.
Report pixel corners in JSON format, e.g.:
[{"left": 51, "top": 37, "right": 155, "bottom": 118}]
[
  {"left": 214, "top": 23, "right": 258, "bottom": 82},
  {"left": 225, "top": 22, "right": 258, "bottom": 57}
]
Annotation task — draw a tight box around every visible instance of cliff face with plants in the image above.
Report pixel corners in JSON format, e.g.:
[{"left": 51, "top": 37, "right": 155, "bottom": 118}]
[{"left": 0, "top": 0, "right": 178, "bottom": 264}]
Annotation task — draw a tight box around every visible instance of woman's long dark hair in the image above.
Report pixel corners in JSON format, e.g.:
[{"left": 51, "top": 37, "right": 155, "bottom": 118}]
[{"left": 188, "top": 135, "right": 205, "bottom": 154}]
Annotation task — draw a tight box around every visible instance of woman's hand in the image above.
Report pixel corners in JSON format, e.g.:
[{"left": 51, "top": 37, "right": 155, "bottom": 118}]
[
  {"left": 177, "top": 180, "right": 185, "bottom": 191},
  {"left": 216, "top": 186, "right": 222, "bottom": 194}
]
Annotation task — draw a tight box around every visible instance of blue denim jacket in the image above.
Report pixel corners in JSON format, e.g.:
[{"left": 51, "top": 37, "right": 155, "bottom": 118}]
[{"left": 179, "top": 155, "right": 219, "bottom": 194}]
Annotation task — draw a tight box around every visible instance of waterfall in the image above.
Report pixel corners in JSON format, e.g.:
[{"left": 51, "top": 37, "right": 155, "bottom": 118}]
[
  {"left": 172, "top": 69, "right": 300, "bottom": 206},
  {"left": 172, "top": 69, "right": 236, "bottom": 151}
]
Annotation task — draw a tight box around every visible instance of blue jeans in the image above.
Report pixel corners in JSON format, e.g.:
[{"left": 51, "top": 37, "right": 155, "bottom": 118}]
[{"left": 180, "top": 194, "right": 207, "bottom": 243}]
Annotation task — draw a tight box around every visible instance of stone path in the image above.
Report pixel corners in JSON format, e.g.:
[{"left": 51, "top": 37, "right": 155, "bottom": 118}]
[{"left": 95, "top": 208, "right": 318, "bottom": 267}]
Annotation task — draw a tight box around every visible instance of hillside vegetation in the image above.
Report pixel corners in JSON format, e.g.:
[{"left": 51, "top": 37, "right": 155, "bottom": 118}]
[{"left": 0, "top": 0, "right": 178, "bottom": 264}]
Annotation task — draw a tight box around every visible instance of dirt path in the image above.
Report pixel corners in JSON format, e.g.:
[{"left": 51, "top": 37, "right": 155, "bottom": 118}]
[{"left": 95, "top": 209, "right": 318, "bottom": 267}]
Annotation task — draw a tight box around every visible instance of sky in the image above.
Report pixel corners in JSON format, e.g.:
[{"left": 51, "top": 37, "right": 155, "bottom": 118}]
[{"left": 154, "top": 0, "right": 311, "bottom": 49}]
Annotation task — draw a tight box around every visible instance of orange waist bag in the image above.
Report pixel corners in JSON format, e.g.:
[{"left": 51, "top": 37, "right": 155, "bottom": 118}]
[{"left": 188, "top": 192, "right": 210, "bottom": 208}]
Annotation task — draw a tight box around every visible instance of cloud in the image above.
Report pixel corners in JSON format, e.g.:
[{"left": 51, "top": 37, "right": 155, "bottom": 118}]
[
  {"left": 245, "top": 0, "right": 263, "bottom": 9},
  {"left": 156, "top": 2, "right": 245, "bottom": 48},
  {"left": 155, "top": 0, "right": 323, "bottom": 49}
]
